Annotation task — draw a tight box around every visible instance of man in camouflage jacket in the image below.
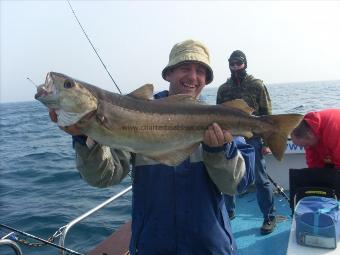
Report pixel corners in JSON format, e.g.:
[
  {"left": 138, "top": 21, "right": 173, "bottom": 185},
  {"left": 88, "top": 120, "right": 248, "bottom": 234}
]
[{"left": 217, "top": 50, "right": 276, "bottom": 235}]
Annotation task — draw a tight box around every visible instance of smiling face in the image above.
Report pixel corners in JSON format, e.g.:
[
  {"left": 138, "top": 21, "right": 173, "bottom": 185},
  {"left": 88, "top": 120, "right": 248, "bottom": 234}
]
[{"left": 165, "top": 62, "right": 207, "bottom": 98}]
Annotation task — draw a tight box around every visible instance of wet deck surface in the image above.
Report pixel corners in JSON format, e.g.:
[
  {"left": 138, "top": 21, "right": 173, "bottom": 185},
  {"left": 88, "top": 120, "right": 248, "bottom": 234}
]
[{"left": 231, "top": 191, "right": 292, "bottom": 255}]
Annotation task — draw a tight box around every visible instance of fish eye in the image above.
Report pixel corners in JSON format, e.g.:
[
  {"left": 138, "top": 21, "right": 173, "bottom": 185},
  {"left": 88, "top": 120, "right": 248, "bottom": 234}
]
[{"left": 64, "top": 80, "right": 74, "bottom": 89}]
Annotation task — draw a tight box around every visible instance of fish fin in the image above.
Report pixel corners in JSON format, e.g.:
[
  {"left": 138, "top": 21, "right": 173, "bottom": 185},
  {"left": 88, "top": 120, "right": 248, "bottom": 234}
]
[
  {"left": 93, "top": 100, "right": 120, "bottom": 130},
  {"left": 221, "top": 99, "right": 254, "bottom": 115},
  {"left": 147, "top": 143, "right": 200, "bottom": 166},
  {"left": 157, "top": 94, "right": 198, "bottom": 104},
  {"left": 261, "top": 114, "right": 303, "bottom": 161},
  {"left": 128, "top": 84, "right": 154, "bottom": 100}
]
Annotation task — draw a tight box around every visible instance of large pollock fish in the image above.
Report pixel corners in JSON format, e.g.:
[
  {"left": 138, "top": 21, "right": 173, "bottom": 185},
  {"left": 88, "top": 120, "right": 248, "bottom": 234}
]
[{"left": 35, "top": 72, "right": 303, "bottom": 166}]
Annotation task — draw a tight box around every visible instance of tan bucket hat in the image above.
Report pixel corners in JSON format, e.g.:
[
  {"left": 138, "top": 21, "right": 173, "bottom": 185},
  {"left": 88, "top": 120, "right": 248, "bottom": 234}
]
[{"left": 162, "top": 39, "right": 214, "bottom": 84}]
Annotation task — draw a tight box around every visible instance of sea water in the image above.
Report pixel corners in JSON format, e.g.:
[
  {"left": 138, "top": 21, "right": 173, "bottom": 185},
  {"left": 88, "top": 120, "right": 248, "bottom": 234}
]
[{"left": 1, "top": 80, "right": 339, "bottom": 254}]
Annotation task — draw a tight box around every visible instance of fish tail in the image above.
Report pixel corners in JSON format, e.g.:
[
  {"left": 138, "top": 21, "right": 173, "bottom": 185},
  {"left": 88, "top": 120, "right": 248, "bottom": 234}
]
[{"left": 261, "top": 114, "right": 303, "bottom": 161}]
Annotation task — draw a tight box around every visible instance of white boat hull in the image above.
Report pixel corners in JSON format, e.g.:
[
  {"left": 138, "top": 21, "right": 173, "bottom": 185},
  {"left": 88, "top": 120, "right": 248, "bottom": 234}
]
[{"left": 265, "top": 139, "right": 307, "bottom": 190}]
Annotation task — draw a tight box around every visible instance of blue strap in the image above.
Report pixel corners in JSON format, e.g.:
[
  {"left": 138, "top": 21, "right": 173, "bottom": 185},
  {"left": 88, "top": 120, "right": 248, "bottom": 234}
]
[
  {"left": 317, "top": 201, "right": 340, "bottom": 214},
  {"left": 313, "top": 200, "right": 340, "bottom": 235},
  {"left": 314, "top": 212, "right": 320, "bottom": 235}
]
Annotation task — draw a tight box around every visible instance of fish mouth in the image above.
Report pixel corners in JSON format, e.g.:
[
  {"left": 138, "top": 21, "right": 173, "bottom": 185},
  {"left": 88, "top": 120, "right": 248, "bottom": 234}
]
[
  {"left": 34, "top": 86, "right": 48, "bottom": 99},
  {"left": 34, "top": 72, "right": 58, "bottom": 106}
]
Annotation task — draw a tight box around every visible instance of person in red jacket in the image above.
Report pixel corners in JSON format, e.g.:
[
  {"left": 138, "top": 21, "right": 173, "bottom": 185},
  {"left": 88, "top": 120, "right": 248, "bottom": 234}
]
[{"left": 291, "top": 109, "right": 340, "bottom": 169}]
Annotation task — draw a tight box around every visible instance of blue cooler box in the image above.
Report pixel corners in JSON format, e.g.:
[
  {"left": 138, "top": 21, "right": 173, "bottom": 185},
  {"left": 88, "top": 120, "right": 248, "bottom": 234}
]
[{"left": 295, "top": 196, "right": 340, "bottom": 249}]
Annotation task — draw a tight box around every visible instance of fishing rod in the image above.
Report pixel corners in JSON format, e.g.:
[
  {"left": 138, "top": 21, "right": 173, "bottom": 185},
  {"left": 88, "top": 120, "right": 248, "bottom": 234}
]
[
  {"left": 66, "top": 0, "right": 122, "bottom": 95},
  {"left": 0, "top": 223, "right": 84, "bottom": 255},
  {"left": 266, "top": 173, "right": 290, "bottom": 202}
]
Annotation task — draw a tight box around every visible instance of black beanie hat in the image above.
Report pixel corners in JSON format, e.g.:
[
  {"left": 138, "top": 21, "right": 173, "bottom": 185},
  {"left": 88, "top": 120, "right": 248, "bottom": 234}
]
[{"left": 228, "top": 50, "right": 247, "bottom": 68}]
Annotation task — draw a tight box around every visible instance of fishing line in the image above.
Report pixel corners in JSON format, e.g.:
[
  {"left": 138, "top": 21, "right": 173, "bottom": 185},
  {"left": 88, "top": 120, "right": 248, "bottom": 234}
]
[
  {"left": 26, "top": 77, "right": 38, "bottom": 88},
  {"left": 66, "top": 0, "right": 122, "bottom": 95}
]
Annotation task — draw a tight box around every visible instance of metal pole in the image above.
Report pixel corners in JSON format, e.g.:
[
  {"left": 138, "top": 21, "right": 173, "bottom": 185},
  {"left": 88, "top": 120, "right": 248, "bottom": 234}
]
[
  {"left": 0, "top": 239, "right": 23, "bottom": 255},
  {"left": 59, "top": 185, "right": 132, "bottom": 254}
]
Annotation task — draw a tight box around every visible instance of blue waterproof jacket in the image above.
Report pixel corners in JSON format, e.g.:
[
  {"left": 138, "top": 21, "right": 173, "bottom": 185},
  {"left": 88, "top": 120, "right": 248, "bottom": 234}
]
[{"left": 128, "top": 91, "right": 255, "bottom": 255}]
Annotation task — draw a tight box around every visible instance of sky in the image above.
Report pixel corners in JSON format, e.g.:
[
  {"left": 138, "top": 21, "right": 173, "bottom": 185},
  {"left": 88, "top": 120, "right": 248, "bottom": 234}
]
[{"left": 1, "top": 0, "right": 340, "bottom": 103}]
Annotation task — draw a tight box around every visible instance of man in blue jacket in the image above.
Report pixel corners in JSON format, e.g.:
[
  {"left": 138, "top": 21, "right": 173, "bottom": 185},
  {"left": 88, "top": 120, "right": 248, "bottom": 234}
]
[{"left": 50, "top": 39, "right": 255, "bottom": 255}]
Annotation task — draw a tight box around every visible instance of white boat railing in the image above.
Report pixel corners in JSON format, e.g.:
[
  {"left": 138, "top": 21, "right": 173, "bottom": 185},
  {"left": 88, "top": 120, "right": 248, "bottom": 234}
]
[
  {"left": 58, "top": 185, "right": 132, "bottom": 254},
  {"left": 0, "top": 239, "right": 23, "bottom": 255}
]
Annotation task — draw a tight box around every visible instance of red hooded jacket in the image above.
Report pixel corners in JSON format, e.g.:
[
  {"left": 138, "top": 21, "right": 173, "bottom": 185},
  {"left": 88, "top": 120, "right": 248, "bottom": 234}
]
[{"left": 304, "top": 109, "right": 340, "bottom": 169}]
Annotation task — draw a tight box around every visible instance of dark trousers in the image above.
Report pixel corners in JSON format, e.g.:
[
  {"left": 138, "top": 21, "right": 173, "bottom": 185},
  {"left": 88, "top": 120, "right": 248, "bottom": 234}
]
[{"left": 225, "top": 137, "right": 274, "bottom": 220}]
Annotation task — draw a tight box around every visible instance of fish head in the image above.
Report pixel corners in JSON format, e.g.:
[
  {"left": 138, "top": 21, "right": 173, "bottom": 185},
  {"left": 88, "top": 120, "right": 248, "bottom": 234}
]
[{"left": 35, "top": 72, "right": 98, "bottom": 126}]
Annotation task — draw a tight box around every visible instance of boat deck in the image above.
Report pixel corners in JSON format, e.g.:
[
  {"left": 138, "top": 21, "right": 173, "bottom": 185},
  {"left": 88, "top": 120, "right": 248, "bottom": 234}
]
[
  {"left": 89, "top": 187, "right": 340, "bottom": 255},
  {"left": 231, "top": 190, "right": 292, "bottom": 255}
]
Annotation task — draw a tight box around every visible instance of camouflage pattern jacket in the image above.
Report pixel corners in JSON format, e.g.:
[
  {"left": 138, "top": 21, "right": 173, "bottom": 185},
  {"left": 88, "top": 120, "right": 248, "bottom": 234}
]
[{"left": 217, "top": 74, "right": 272, "bottom": 116}]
